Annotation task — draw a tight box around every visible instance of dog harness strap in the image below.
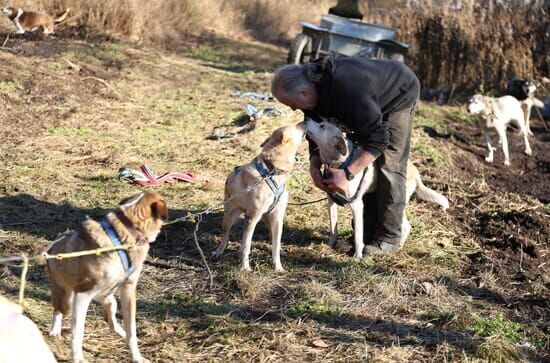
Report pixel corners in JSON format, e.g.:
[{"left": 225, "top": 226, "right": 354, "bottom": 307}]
[
  {"left": 254, "top": 159, "right": 285, "bottom": 213},
  {"left": 327, "top": 147, "right": 367, "bottom": 206},
  {"left": 99, "top": 219, "right": 135, "bottom": 278},
  {"left": 339, "top": 147, "right": 357, "bottom": 171}
]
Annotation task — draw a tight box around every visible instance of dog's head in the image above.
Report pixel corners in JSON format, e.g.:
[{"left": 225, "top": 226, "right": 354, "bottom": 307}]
[
  {"left": 116, "top": 191, "right": 168, "bottom": 243},
  {"left": 305, "top": 118, "right": 349, "bottom": 163},
  {"left": 260, "top": 122, "right": 306, "bottom": 171},
  {"left": 521, "top": 79, "right": 538, "bottom": 97},
  {"left": 467, "top": 94, "right": 488, "bottom": 114},
  {"left": 1, "top": 7, "right": 15, "bottom": 16}
]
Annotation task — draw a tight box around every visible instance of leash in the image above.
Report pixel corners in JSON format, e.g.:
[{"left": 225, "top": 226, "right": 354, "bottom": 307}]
[{"left": 119, "top": 164, "right": 199, "bottom": 186}]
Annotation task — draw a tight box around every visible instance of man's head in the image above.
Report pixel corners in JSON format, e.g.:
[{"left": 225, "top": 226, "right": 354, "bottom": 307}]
[{"left": 271, "top": 64, "right": 318, "bottom": 111}]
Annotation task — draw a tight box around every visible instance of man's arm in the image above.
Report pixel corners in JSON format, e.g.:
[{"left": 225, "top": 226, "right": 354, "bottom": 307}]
[{"left": 347, "top": 149, "right": 377, "bottom": 176}]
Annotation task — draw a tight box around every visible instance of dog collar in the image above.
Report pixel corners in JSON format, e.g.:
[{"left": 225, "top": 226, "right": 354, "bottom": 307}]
[{"left": 254, "top": 158, "right": 285, "bottom": 213}]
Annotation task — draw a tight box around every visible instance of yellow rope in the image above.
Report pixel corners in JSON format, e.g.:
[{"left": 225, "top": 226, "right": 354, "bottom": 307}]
[
  {"left": 18, "top": 254, "right": 29, "bottom": 308},
  {"left": 41, "top": 244, "right": 133, "bottom": 261}
]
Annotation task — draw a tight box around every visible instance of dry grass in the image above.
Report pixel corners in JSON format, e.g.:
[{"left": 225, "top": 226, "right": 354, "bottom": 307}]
[
  {"left": 1, "top": 0, "right": 546, "bottom": 91},
  {"left": 0, "top": 23, "right": 548, "bottom": 362}
]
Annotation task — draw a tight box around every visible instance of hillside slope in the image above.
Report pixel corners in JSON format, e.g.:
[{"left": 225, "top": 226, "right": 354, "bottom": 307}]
[{"left": 0, "top": 29, "right": 548, "bottom": 362}]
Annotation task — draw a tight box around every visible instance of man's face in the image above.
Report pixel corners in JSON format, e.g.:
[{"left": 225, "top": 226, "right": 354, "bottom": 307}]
[{"left": 274, "top": 87, "right": 317, "bottom": 111}]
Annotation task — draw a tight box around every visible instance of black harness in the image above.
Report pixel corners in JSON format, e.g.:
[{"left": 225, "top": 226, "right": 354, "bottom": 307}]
[{"left": 324, "top": 148, "right": 368, "bottom": 206}]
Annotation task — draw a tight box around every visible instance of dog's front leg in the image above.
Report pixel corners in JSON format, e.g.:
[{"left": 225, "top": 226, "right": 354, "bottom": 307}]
[
  {"left": 120, "top": 282, "right": 147, "bottom": 363},
  {"left": 327, "top": 198, "right": 339, "bottom": 247},
  {"left": 13, "top": 18, "right": 25, "bottom": 34},
  {"left": 265, "top": 194, "right": 288, "bottom": 272},
  {"left": 241, "top": 215, "right": 261, "bottom": 271},
  {"left": 495, "top": 126, "right": 510, "bottom": 166},
  {"left": 350, "top": 199, "right": 365, "bottom": 259},
  {"left": 71, "top": 291, "right": 94, "bottom": 363},
  {"left": 483, "top": 130, "right": 495, "bottom": 163}
]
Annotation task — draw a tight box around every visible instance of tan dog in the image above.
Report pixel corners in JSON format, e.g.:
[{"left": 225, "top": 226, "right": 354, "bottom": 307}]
[
  {"left": 0, "top": 295, "right": 57, "bottom": 363},
  {"left": 305, "top": 119, "right": 449, "bottom": 258},
  {"left": 1, "top": 6, "right": 69, "bottom": 34},
  {"left": 212, "top": 122, "right": 306, "bottom": 272},
  {"left": 46, "top": 191, "right": 168, "bottom": 363}
]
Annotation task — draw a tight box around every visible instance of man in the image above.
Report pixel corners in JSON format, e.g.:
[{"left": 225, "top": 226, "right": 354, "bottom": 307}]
[{"left": 271, "top": 56, "right": 420, "bottom": 255}]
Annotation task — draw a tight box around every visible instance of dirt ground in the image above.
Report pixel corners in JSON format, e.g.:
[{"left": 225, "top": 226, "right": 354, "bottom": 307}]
[{"left": 0, "top": 26, "right": 548, "bottom": 362}]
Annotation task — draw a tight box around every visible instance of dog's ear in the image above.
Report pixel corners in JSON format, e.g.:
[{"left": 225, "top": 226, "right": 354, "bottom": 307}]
[
  {"left": 261, "top": 128, "right": 284, "bottom": 148},
  {"left": 151, "top": 199, "right": 168, "bottom": 221},
  {"left": 333, "top": 136, "right": 348, "bottom": 156}
]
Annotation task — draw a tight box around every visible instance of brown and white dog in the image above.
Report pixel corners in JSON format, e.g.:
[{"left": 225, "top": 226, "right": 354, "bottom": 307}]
[
  {"left": 0, "top": 295, "right": 57, "bottom": 363},
  {"left": 46, "top": 191, "right": 167, "bottom": 363},
  {"left": 305, "top": 119, "right": 449, "bottom": 258},
  {"left": 1, "top": 6, "right": 70, "bottom": 34},
  {"left": 212, "top": 122, "right": 306, "bottom": 272}
]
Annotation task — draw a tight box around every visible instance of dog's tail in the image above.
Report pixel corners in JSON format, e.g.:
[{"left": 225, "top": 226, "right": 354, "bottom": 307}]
[
  {"left": 54, "top": 8, "right": 70, "bottom": 23},
  {"left": 414, "top": 174, "right": 449, "bottom": 211}
]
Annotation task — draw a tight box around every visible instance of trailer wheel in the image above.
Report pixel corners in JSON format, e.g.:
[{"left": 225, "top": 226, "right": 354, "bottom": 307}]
[{"left": 287, "top": 34, "right": 312, "bottom": 64}]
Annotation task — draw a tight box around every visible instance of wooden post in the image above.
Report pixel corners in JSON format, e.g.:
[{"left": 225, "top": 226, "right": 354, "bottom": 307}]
[{"left": 328, "top": 0, "right": 363, "bottom": 20}]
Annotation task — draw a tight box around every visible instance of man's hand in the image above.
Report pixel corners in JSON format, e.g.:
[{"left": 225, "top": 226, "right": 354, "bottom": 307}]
[
  {"left": 324, "top": 167, "right": 348, "bottom": 195},
  {"left": 309, "top": 155, "right": 329, "bottom": 193}
]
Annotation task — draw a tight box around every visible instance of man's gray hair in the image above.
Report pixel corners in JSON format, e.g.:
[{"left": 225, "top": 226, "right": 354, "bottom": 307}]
[{"left": 271, "top": 64, "right": 309, "bottom": 96}]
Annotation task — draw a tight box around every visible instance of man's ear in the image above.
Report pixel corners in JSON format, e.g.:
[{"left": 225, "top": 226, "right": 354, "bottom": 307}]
[
  {"left": 333, "top": 136, "right": 348, "bottom": 156},
  {"left": 261, "top": 129, "right": 284, "bottom": 148}
]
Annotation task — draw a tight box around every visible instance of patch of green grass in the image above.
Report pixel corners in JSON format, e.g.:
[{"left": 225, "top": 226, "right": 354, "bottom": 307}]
[
  {"left": 411, "top": 143, "right": 444, "bottom": 165},
  {"left": 473, "top": 314, "right": 522, "bottom": 343},
  {"left": 48, "top": 126, "right": 93, "bottom": 137},
  {"left": 431, "top": 250, "right": 459, "bottom": 270},
  {"left": 289, "top": 299, "right": 342, "bottom": 317},
  {"left": 421, "top": 308, "right": 477, "bottom": 331},
  {"left": 0, "top": 80, "right": 22, "bottom": 91}
]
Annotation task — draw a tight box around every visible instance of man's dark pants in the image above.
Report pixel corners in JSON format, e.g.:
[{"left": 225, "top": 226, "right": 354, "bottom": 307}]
[{"left": 362, "top": 103, "right": 416, "bottom": 246}]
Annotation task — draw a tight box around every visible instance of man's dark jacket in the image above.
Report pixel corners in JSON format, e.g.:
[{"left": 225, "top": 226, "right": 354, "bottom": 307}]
[{"left": 304, "top": 56, "right": 420, "bottom": 158}]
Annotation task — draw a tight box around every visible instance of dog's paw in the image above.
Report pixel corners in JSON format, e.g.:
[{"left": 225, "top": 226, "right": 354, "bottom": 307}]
[
  {"left": 49, "top": 327, "right": 62, "bottom": 337},
  {"left": 485, "top": 156, "right": 494, "bottom": 163},
  {"left": 524, "top": 148, "right": 533, "bottom": 156},
  {"left": 504, "top": 159, "right": 511, "bottom": 166},
  {"left": 274, "top": 266, "right": 286, "bottom": 273},
  {"left": 240, "top": 265, "right": 252, "bottom": 272}
]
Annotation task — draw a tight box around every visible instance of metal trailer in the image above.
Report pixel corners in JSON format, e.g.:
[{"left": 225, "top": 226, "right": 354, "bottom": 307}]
[{"left": 288, "top": 10, "right": 409, "bottom": 64}]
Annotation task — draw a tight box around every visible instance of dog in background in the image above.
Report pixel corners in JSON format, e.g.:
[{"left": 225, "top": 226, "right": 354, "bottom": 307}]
[
  {"left": 305, "top": 119, "right": 449, "bottom": 258},
  {"left": 46, "top": 191, "right": 167, "bottom": 363},
  {"left": 507, "top": 78, "right": 544, "bottom": 135},
  {"left": 212, "top": 122, "right": 306, "bottom": 272},
  {"left": 1, "top": 6, "right": 69, "bottom": 34},
  {"left": 0, "top": 295, "right": 57, "bottom": 363},
  {"left": 467, "top": 94, "right": 532, "bottom": 166}
]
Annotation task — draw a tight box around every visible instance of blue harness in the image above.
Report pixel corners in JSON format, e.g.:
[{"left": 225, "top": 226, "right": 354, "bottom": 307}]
[{"left": 100, "top": 218, "right": 135, "bottom": 284}]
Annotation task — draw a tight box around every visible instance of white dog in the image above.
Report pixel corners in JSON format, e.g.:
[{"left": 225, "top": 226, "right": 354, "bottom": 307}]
[
  {"left": 467, "top": 94, "right": 532, "bottom": 166},
  {"left": 305, "top": 119, "right": 449, "bottom": 258}
]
